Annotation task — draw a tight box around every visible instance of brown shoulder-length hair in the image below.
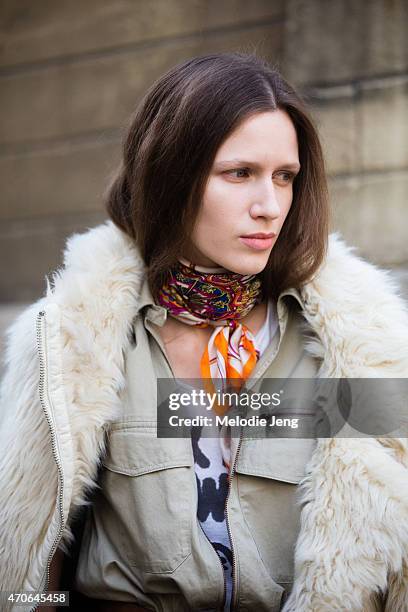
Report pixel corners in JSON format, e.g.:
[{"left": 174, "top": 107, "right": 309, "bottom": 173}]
[{"left": 106, "top": 52, "right": 330, "bottom": 302}]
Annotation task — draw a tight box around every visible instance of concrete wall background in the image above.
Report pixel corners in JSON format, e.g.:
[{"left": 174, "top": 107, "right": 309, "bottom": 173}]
[
  {"left": 0, "top": 0, "right": 286, "bottom": 301},
  {"left": 282, "top": 0, "right": 408, "bottom": 272},
  {"left": 1, "top": 0, "right": 407, "bottom": 359}
]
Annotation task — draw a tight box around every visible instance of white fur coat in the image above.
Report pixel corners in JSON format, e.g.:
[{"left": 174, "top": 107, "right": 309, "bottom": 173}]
[{"left": 1, "top": 220, "right": 408, "bottom": 612}]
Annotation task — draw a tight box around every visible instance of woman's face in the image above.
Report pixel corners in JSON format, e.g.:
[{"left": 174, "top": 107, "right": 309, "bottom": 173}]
[{"left": 184, "top": 109, "right": 300, "bottom": 274}]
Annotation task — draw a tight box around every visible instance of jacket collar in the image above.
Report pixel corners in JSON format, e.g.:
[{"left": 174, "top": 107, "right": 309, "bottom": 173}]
[{"left": 137, "top": 272, "right": 167, "bottom": 326}]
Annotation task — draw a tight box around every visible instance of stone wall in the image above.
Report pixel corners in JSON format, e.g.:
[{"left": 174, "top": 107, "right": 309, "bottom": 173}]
[
  {"left": 282, "top": 0, "right": 408, "bottom": 274},
  {"left": 1, "top": 0, "right": 407, "bottom": 305}
]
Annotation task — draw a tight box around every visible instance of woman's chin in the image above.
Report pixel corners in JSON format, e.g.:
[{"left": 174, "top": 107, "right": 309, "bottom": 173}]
[{"left": 225, "top": 255, "right": 270, "bottom": 276}]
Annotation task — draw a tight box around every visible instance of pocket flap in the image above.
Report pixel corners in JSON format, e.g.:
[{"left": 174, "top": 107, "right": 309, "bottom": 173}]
[
  {"left": 235, "top": 437, "right": 316, "bottom": 484},
  {"left": 102, "top": 422, "right": 194, "bottom": 476}
]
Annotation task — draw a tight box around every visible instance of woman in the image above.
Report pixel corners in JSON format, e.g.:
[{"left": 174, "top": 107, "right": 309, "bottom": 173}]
[{"left": 1, "top": 52, "right": 408, "bottom": 612}]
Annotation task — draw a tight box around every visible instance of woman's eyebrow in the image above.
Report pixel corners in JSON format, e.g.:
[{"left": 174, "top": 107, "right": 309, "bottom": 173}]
[{"left": 214, "top": 158, "right": 301, "bottom": 171}]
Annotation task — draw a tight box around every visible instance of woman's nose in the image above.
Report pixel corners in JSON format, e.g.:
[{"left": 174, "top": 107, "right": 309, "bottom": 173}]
[{"left": 250, "top": 182, "right": 281, "bottom": 218}]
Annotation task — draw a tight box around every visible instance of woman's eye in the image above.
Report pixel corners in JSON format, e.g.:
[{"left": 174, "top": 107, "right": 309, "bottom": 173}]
[
  {"left": 226, "top": 168, "right": 250, "bottom": 179},
  {"left": 224, "top": 168, "right": 296, "bottom": 182},
  {"left": 275, "top": 171, "right": 295, "bottom": 183}
]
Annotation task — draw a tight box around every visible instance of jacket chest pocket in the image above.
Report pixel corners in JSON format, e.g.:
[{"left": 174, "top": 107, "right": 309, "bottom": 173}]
[
  {"left": 101, "top": 423, "right": 194, "bottom": 574},
  {"left": 234, "top": 437, "right": 316, "bottom": 590}
]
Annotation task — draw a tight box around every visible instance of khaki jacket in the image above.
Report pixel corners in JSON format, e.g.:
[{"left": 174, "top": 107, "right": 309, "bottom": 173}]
[
  {"left": 74, "top": 275, "right": 317, "bottom": 611},
  {"left": 1, "top": 221, "right": 408, "bottom": 611}
]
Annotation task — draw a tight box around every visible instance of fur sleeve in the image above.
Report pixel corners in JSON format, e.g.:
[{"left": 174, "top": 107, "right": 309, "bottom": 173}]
[{"left": 0, "top": 299, "right": 60, "bottom": 596}]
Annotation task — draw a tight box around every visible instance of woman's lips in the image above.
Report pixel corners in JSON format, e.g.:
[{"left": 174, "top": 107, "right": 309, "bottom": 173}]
[{"left": 239, "top": 236, "right": 275, "bottom": 250}]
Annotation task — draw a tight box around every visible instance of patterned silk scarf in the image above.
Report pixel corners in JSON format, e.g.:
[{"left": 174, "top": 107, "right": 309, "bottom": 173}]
[{"left": 156, "top": 257, "right": 264, "bottom": 415}]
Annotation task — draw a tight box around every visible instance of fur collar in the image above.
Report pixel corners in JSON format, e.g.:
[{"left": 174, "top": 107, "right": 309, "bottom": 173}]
[{"left": 53, "top": 219, "right": 408, "bottom": 375}]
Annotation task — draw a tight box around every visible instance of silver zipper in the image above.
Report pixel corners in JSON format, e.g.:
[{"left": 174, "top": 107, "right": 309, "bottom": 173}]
[
  {"left": 225, "top": 425, "right": 244, "bottom": 611},
  {"left": 192, "top": 428, "right": 242, "bottom": 612},
  {"left": 30, "top": 310, "right": 66, "bottom": 612}
]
